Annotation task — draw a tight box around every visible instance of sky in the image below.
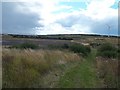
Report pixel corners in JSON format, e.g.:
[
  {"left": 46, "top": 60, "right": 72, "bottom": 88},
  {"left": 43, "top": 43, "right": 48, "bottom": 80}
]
[{"left": 1, "top": 0, "right": 119, "bottom": 36}]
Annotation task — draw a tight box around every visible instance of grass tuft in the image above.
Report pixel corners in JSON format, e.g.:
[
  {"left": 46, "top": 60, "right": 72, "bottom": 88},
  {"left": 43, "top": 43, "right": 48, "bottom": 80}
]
[{"left": 2, "top": 48, "right": 80, "bottom": 88}]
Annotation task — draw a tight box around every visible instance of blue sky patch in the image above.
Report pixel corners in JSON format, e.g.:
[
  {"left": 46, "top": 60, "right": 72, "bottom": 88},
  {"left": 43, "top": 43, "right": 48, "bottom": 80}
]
[{"left": 111, "top": 1, "right": 119, "bottom": 9}]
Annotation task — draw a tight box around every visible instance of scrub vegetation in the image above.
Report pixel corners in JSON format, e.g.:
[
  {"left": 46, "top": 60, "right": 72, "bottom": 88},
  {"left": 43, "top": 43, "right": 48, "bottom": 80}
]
[{"left": 2, "top": 34, "right": 119, "bottom": 88}]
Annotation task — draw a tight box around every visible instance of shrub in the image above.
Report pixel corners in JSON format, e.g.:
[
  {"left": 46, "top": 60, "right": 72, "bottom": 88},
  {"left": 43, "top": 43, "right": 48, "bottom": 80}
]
[
  {"left": 48, "top": 43, "right": 69, "bottom": 50},
  {"left": 11, "top": 42, "right": 39, "bottom": 49},
  {"left": 62, "top": 44, "right": 69, "bottom": 49},
  {"left": 48, "top": 43, "right": 91, "bottom": 56},
  {"left": 97, "top": 43, "right": 117, "bottom": 58},
  {"left": 99, "top": 51, "right": 117, "bottom": 58},
  {"left": 48, "top": 44, "right": 62, "bottom": 50},
  {"left": 90, "top": 42, "right": 101, "bottom": 48},
  {"left": 69, "top": 44, "right": 91, "bottom": 56}
]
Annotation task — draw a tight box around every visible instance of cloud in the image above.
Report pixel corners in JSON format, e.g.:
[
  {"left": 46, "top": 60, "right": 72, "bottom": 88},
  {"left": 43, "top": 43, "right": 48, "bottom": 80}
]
[
  {"left": 56, "top": 13, "right": 92, "bottom": 27},
  {"left": 2, "top": 0, "right": 119, "bottom": 35},
  {"left": 91, "top": 17, "right": 118, "bottom": 35},
  {"left": 49, "top": 0, "right": 118, "bottom": 35},
  {"left": 84, "top": 0, "right": 117, "bottom": 20},
  {"left": 36, "top": 23, "right": 91, "bottom": 35},
  {"left": 2, "top": 2, "right": 43, "bottom": 35}
]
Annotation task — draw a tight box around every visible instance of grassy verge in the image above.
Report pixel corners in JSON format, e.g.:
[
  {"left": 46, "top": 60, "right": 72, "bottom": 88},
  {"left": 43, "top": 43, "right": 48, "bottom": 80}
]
[{"left": 58, "top": 49, "right": 101, "bottom": 88}]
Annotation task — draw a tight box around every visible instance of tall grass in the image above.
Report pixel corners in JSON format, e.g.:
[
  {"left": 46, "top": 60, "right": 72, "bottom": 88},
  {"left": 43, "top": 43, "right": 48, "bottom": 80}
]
[
  {"left": 2, "top": 48, "right": 80, "bottom": 88},
  {"left": 96, "top": 57, "right": 118, "bottom": 88}
]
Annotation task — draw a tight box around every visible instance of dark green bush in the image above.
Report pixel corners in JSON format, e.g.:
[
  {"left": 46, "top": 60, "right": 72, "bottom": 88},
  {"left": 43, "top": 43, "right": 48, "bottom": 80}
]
[
  {"left": 48, "top": 43, "right": 70, "bottom": 50},
  {"left": 69, "top": 44, "right": 91, "bottom": 56},
  {"left": 48, "top": 43, "right": 91, "bottom": 56},
  {"left": 48, "top": 44, "right": 63, "bottom": 50},
  {"left": 11, "top": 42, "right": 39, "bottom": 49},
  {"left": 99, "top": 51, "right": 117, "bottom": 58},
  {"left": 62, "top": 44, "right": 69, "bottom": 49},
  {"left": 97, "top": 43, "right": 117, "bottom": 58}
]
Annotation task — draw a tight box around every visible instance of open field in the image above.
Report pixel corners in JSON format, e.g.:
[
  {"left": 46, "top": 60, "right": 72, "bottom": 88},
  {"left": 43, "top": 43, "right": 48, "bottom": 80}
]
[
  {"left": 1, "top": 34, "right": 119, "bottom": 88},
  {"left": 2, "top": 34, "right": 119, "bottom": 48}
]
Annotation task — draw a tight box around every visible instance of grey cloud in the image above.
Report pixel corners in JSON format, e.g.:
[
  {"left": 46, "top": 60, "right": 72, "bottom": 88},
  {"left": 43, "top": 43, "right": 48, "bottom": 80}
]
[
  {"left": 91, "top": 17, "right": 118, "bottom": 35},
  {"left": 56, "top": 14, "right": 92, "bottom": 27},
  {"left": 2, "top": 2, "right": 43, "bottom": 35},
  {"left": 56, "top": 14, "right": 118, "bottom": 36}
]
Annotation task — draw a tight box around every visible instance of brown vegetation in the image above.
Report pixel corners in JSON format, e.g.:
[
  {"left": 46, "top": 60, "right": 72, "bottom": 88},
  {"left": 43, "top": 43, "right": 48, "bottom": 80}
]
[
  {"left": 96, "top": 57, "right": 118, "bottom": 88},
  {"left": 2, "top": 48, "right": 81, "bottom": 88}
]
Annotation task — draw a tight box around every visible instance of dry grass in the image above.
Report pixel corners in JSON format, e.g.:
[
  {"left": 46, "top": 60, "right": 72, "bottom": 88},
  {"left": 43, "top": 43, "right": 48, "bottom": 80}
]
[
  {"left": 96, "top": 57, "right": 118, "bottom": 88},
  {"left": 2, "top": 48, "right": 81, "bottom": 88}
]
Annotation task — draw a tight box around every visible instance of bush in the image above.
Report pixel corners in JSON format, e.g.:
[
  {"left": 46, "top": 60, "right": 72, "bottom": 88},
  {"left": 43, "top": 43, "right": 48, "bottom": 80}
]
[
  {"left": 90, "top": 42, "right": 101, "bottom": 48},
  {"left": 48, "top": 43, "right": 91, "bottom": 56},
  {"left": 11, "top": 42, "right": 39, "bottom": 49},
  {"left": 62, "top": 44, "right": 69, "bottom": 49},
  {"left": 48, "top": 44, "right": 62, "bottom": 50},
  {"left": 69, "top": 44, "right": 91, "bottom": 56},
  {"left": 97, "top": 43, "right": 117, "bottom": 58},
  {"left": 48, "top": 43, "right": 70, "bottom": 50},
  {"left": 99, "top": 51, "right": 117, "bottom": 58}
]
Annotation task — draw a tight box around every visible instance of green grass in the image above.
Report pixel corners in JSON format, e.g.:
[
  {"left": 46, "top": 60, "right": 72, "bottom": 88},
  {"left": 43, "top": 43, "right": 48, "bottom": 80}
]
[{"left": 58, "top": 49, "right": 101, "bottom": 88}]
